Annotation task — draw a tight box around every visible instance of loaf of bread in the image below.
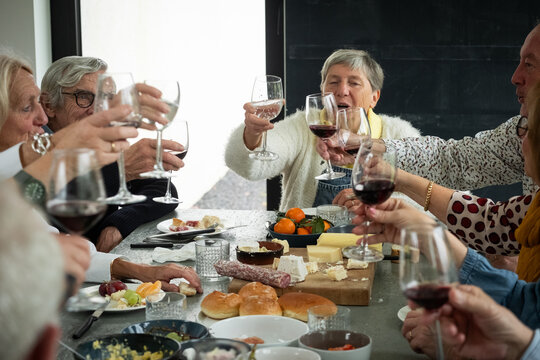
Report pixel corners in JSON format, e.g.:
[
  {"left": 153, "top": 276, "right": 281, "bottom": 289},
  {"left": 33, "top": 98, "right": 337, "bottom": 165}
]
[
  {"left": 239, "top": 296, "right": 282, "bottom": 316},
  {"left": 200, "top": 291, "right": 241, "bottom": 319},
  {"left": 277, "top": 292, "right": 336, "bottom": 322},
  {"left": 238, "top": 281, "right": 278, "bottom": 300}
]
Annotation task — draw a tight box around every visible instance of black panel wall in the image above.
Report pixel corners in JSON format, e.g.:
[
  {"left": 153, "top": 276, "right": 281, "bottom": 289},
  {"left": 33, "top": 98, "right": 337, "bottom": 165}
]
[{"left": 281, "top": 0, "right": 540, "bottom": 201}]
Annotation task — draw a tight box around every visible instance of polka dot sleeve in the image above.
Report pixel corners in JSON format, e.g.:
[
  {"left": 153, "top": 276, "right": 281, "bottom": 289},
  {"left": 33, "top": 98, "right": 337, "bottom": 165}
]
[{"left": 446, "top": 191, "right": 535, "bottom": 255}]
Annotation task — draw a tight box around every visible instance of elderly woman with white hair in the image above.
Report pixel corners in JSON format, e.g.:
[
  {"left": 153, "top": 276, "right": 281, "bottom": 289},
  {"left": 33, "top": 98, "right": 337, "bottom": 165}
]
[{"left": 225, "top": 49, "right": 420, "bottom": 211}]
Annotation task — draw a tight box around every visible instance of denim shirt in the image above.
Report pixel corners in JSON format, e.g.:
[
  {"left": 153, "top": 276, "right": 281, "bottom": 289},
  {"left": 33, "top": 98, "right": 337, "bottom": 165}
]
[{"left": 313, "top": 166, "right": 352, "bottom": 207}]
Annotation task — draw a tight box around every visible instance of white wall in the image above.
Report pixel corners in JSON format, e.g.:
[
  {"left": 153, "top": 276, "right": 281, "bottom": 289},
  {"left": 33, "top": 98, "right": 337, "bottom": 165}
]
[{"left": 80, "top": 0, "right": 265, "bottom": 208}]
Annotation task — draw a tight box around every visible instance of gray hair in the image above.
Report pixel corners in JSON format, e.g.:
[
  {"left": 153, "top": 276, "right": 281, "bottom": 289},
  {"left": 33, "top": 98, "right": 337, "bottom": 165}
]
[
  {"left": 320, "top": 49, "right": 384, "bottom": 92},
  {"left": 0, "top": 184, "right": 63, "bottom": 360},
  {"left": 41, "top": 56, "right": 108, "bottom": 109}
]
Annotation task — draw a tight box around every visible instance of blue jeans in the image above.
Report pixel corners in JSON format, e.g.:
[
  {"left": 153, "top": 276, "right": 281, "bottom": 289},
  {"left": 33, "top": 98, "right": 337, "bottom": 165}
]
[{"left": 312, "top": 166, "right": 352, "bottom": 207}]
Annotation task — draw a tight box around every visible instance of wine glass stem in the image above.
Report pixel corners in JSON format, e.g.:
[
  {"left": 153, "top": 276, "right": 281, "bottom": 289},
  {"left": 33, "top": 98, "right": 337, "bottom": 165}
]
[
  {"left": 261, "top": 131, "right": 268, "bottom": 152},
  {"left": 362, "top": 220, "right": 370, "bottom": 254},
  {"left": 163, "top": 172, "right": 173, "bottom": 200},
  {"left": 117, "top": 151, "right": 131, "bottom": 196},
  {"left": 435, "top": 318, "right": 445, "bottom": 360},
  {"left": 154, "top": 129, "right": 165, "bottom": 172},
  {"left": 325, "top": 159, "right": 335, "bottom": 177}
]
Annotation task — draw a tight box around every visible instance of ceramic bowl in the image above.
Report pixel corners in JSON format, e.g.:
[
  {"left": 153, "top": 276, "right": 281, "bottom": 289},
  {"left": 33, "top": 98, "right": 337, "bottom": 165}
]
[
  {"left": 180, "top": 338, "right": 250, "bottom": 359},
  {"left": 122, "top": 319, "right": 209, "bottom": 342},
  {"left": 255, "top": 346, "right": 322, "bottom": 360},
  {"left": 298, "top": 330, "right": 372, "bottom": 360},
  {"left": 268, "top": 223, "right": 322, "bottom": 247},
  {"left": 236, "top": 240, "right": 284, "bottom": 265}
]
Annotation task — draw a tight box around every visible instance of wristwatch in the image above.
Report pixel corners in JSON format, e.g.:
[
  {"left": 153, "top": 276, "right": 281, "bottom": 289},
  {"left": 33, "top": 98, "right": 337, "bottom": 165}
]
[{"left": 13, "top": 170, "right": 46, "bottom": 207}]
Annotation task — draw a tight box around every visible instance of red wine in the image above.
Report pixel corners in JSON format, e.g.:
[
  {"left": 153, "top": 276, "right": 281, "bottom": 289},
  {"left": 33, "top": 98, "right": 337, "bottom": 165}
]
[
  {"left": 344, "top": 145, "right": 360, "bottom": 155},
  {"left": 353, "top": 180, "right": 395, "bottom": 205},
  {"left": 403, "top": 284, "right": 450, "bottom": 310},
  {"left": 48, "top": 200, "right": 107, "bottom": 234},
  {"left": 176, "top": 150, "right": 188, "bottom": 160},
  {"left": 309, "top": 124, "right": 337, "bottom": 138}
]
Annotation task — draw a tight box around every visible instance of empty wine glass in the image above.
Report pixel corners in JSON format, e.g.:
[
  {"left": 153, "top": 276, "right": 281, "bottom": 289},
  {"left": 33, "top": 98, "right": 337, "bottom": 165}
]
[
  {"left": 154, "top": 120, "right": 189, "bottom": 204},
  {"left": 94, "top": 72, "right": 145, "bottom": 205},
  {"left": 46, "top": 148, "right": 108, "bottom": 235},
  {"left": 248, "top": 75, "right": 284, "bottom": 161},
  {"left": 140, "top": 79, "right": 181, "bottom": 179},
  {"left": 343, "top": 144, "right": 397, "bottom": 262},
  {"left": 337, "top": 107, "right": 371, "bottom": 156},
  {"left": 400, "top": 223, "right": 458, "bottom": 360},
  {"left": 306, "top": 92, "right": 345, "bottom": 180}
]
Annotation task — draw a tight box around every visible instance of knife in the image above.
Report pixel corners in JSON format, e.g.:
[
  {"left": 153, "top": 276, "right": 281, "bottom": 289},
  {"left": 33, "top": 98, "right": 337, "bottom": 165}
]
[
  {"left": 145, "top": 228, "right": 216, "bottom": 240},
  {"left": 72, "top": 299, "right": 110, "bottom": 339}
]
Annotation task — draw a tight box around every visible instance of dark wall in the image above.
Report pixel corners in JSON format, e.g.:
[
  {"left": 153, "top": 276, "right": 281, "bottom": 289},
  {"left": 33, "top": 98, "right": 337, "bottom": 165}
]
[{"left": 282, "top": 0, "right": 539, "bottom": 201}]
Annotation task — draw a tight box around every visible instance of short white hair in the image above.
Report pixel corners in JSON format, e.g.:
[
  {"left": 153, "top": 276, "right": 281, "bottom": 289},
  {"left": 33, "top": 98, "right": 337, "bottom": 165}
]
[{"left": 0, "top": 184, "right": 64, "bottom": 360}]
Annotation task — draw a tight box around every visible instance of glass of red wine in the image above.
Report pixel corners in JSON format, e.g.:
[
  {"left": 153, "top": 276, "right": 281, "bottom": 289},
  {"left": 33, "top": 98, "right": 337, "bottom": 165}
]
[
  {"left": 343, "top": 143, "right": 396, "bottom": 262},
  {"left": 337, "top": 107, "right": 371, "bottom": 157},
  {"left": 46, "top": 148, "right": 108, "bottom": 235},
  {"left": 399, "top": 223, "right": 458, "bottom": 360},
  {"left": 248, "top": 75, "right": 284, "bottom": 161},
  {"left": 140, "top": 79, "right": 181, "bottom": 179},
  {"left": 305, "top": 92, "right": 345, "bottom": 180},
  {"left": 154, "top": 120, "right": 189, "bottom": 204}
]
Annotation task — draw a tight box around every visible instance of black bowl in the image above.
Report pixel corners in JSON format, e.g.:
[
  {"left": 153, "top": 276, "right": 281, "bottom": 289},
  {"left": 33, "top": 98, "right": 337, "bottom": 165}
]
[
  {"left": 327, "top": 224, "right": 355, "bottom": 233},
  {"left": 76, "top": 333, "right": 181, "bottom": 359},
  {"left": 268, "top": 223, "right": 323, "bottom": 248},
  {"left": 122, "top": 319, "right": 210, "bottom": 342},
  {"left": 236, "top": 240, "right": 284, "bottom": 265}
]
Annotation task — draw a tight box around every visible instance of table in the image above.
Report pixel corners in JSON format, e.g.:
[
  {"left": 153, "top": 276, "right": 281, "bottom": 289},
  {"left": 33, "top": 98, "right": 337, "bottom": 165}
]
[{"left": 58, "top": 209, "right": 425, "bottom": 359}]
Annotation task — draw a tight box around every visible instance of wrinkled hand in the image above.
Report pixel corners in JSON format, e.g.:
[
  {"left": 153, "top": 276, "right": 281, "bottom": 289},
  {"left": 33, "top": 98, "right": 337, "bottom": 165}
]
[
  {"left": 315, "top": 137, "right": 356, "bottom": 165},
  {"left": 135, "top": 83, "right": 170, "bottom": 130},
  {"left": 55, "top": 234, "right": 91, "bottom": 295},
  {"left": 333, "top": 188, "right": 361, "bottom": 212},
  {"left": 146, "top": 263, "right": 203, "bottom": 293},
  {"left": 123, "top": 138, "right": 184, "bottom": 181},
  {"left": 242, "top": 102, "right": 275, "bottom": 150},
  {"left": 401, "top": 309, "right": 438, "bottom": 356},
  {"left": 96, "top": 226, "right": 123, "bottom": 253}
]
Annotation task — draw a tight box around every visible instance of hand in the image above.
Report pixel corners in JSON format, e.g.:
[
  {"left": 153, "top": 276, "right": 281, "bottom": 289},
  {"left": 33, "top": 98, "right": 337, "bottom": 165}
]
[
  {"left": 333, "top": 188, "right": 361, "bottom": 212},
  {"left": 401, "top": 309, "right": 437, "bottom": 356},
  {"left": 135, "top": 83, "right": 170, "bottom": 130},
  {"left": 315, "top": 137, "right": 356, "bottom": 165},
  {"left": 55, "top": 234, "right": 91, "bottom": 295},
  {"left": 96, "top": 226, "right": 123, "bottom": 253},
  {"left": 242, "top": 102, "right": 274, "bottom": 150},
  {"left": 485, "top": 254, "right": 518, "bottom": 272},
  {"left": 421, "top": 285, "right": 534, "bottom": 360},
  {"left": 123, "top": 138, "right": 184, "bottom": 181}
]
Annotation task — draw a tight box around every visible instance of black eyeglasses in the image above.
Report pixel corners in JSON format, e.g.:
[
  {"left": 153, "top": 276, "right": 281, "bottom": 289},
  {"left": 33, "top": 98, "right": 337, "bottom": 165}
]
[
  {"left": 61, "top": 91, "right": 95, "bottom": 108},
  {"left": 516, "top": 116, "right": 528, "bottom": 138}
]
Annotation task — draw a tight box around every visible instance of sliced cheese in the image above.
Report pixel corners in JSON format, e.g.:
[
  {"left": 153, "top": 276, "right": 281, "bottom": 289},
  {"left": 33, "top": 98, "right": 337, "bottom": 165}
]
[
  {"left": 272, "top": 257, "right": 280, "bottom": 270},
  {"left": 305, "top": 261, "right": 319, "bottom": 274},
  {"left": 277, "top": 255, "right": 307, "bottom": 282},
  {"left": 306, "top": 245, "right": 343, "bottom": 263},
  {"left": 317, "top": 233, "right": 383, "bottom": 252},
  {"left": 346, "top": 259, "right": 368, "bottom": 270},
  {"left": 272, "top": 239, "right": 289, "bottom": 253},
  {"left": 327, "top": 265, "right": 348, "bottom": 281}
]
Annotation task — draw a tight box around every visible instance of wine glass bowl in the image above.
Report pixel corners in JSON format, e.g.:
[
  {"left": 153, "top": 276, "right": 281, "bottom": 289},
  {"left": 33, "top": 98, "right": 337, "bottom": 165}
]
[{"left": 337, "top": 107, "right": 371, "bottom": 156}]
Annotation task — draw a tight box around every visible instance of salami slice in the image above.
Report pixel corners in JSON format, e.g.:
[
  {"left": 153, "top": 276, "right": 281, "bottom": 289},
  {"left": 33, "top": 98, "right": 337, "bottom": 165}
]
[{"left": 214, "top": 260, "right": 291, "bottom": 288}]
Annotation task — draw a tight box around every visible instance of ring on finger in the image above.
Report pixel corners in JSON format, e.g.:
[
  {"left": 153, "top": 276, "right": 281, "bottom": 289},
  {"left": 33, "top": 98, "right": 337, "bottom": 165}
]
[
  {"left": 408, "top": 330, "right": 413, "bottom": 340},
  {"left": 110, "top": 141, "right": 116, "bottom": 153}
]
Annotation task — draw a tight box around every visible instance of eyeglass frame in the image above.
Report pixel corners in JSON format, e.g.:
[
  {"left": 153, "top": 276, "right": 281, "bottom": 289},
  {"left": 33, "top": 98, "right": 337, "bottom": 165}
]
[
  {"left": 61, "top": 91, "right": 95, "bottom": 109},
  {"left": 516, "top": 116, "right": 528, "bottom": 138}
]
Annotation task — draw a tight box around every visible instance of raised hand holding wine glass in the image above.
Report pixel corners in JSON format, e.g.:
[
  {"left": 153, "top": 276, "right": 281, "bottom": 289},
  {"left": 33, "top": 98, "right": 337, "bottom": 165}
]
[
  {"left": 337, "top": 107, "right": 371, "bottom": 157},
  {"left": 140, "top": 79, "right": 181, "bottom": 178},
  {"left": 248, "top": 75, "right": 284, "bottom": 161},
  {"left": 305, "top": 92, "right": 345, "bottom": 180},
  {"left": 47, "top": 148, "right": 108, "bottom": 235},
  {"left": 400, "top": 223, "right": 458, "bottom": 360},
  {"left": 94, "top": 72, "right": 145, "bottom": 205},
  {"left": 343, "top": 144, "right": 396, "bottom": 261}
]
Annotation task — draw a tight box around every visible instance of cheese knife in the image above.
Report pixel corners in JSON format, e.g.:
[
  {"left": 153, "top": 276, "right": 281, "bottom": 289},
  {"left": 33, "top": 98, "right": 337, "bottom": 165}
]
[{"left": 72, "top": 298, "right": 110, "bottom": 339}]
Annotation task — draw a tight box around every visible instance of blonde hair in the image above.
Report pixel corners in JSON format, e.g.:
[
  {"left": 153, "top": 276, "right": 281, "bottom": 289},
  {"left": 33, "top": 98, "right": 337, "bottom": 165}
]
[
  {"left": 0, "top": 49, "right": 33, "bottom": 130},
  {"left": 527, "top": 82, "right": 540, "bottom": 182}
]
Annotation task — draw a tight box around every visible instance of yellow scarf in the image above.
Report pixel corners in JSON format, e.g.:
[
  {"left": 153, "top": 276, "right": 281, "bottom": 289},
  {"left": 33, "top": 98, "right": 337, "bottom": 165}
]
[
  {"left": 515, "top": 191, "right": 540, "bottom": 282},
  {"left": 367, "top": 108, "right": 382, "bottom": 139}
]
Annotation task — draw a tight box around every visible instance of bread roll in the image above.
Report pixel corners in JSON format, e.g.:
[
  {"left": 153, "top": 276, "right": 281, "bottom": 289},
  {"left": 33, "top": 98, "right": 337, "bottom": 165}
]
[
  {"left": 278, "top": 292, "right": 336, "bottom": 322},
  {"left": 179, "top": 282, "right": 197, "bottom": 296},
  {"left": 238, "top": 281, "right": 278, "bottom": 300},
  {"left": 200, "top": 291, "right": 241, "bottom": 319},
  {"left": 239, "top": 296, "right": 282, "bottom": 316}
]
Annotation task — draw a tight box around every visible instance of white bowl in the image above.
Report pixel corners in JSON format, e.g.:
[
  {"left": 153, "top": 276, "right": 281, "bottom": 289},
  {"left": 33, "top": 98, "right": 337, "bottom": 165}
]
[
  {"left": 255, "top": 346, "right": 321, "bottom": 360},
  {"left": 299, "top": 330, "right": 372, "bottom": 360},
  {"left": 209, "top": 315, "right": 309, "bottom": 347}
]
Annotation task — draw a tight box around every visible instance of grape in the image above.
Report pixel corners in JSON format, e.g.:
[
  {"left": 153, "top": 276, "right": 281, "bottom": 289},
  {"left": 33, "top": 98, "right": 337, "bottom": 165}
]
[
  {"left": 98, "top": 280, "right": 127, "bottom": 296},
  {"left": 124, "top": 290, "right": 141, "bottom": 306}
]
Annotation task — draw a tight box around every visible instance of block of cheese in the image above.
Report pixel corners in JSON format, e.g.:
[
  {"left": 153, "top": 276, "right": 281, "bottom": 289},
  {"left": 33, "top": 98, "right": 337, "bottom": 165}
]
[
  {"left": 346, "top": 259, "right": 368, "bottom": 270},
  {"left": 327, "top": 265, "right": 348, "bottom": 281},
  {"left": 305, "top": 261, "right": 319, "bottom": 274},
  {"left": 317, "top": 233, "right": 383, "bottom": 253},
  {"left": 306, "top": 245, "right": 343, "bottom": 263},
  {"left": 237, "top": 241, "right": 260, "bottom": 252},
  {"left": 272, "top": 257, "right": 280, "bottom": 270},
  {"left": 277, "top": 255, "right": 308, "bottom": 282},
  {"left": 272, "top": 239, "right": 289, "bottom": 253}
]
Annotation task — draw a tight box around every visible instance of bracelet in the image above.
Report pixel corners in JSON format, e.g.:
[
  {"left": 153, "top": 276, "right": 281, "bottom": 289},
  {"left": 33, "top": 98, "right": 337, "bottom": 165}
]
[
  {"left": 424, "top": 181, "right": 434, "bottom": 212},
  {"left": 31, "top": 133, "right": 51, "bottom": 155}
]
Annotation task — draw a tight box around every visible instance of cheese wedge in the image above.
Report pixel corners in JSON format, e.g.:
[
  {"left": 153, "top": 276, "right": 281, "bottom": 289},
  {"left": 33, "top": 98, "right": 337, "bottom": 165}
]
[
  {"left": 317, "top": 233, "right": 383, "bottom": 252},
  {"left": 272, "top": 239, "right": 289, "bottom": 253},
  {"left": 327, "top": 265, "right": 348, "bottom": 281},
  {"left": 306, "top": 245, "right": 343, "bottom": 263}
]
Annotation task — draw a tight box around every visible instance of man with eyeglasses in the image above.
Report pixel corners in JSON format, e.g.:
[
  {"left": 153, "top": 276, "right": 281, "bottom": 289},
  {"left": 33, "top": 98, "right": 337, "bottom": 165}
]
[{"left": 40, "top": 56, "right": 185, "bottom": 252}]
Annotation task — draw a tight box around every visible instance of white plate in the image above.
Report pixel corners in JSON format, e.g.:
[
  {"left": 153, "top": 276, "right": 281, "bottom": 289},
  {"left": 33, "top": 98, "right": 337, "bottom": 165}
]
[
  {"left": 197, "top": 311, "right": 219, "bottom": 327},
  {"left": 209, "top": 315, "right": 309, "bottom": 347},
  {"left": 67, "top": 283, "right": 158, "bottom": 312},
  {"left": 255, "top": 346, "right": 321, "bottom": 360},
  {"left": 156, "top": 219, "right": 228, "bottom": 235},
  {"left": 397, "top": 305, "right": 411, "bottom": 322}
]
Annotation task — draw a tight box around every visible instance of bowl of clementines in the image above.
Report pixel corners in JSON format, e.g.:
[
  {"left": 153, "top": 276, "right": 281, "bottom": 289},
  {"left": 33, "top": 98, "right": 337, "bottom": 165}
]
[{"left": 268, "top": 208, "right": 332, "bottom": 248}]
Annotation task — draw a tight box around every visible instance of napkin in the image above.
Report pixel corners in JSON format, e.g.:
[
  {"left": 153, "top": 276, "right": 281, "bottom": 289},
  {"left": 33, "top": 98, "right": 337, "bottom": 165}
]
[
  {"left": 317, "top": 233, "right": 383, "bottom": 252},
  {"left": 152, "top": 241, "right": 196, "bottom": 263}
]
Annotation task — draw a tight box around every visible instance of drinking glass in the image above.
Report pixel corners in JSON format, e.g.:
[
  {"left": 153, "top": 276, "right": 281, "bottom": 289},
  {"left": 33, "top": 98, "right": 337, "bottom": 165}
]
[
  {"left": 343, "top": 144, "right": 397, "bottom": 262},
  {"left": 305, "top": 92, "right": 345, "bottom": 180},
  {"left": 195, "top": 238, "right": 230, "bottom": 280},
  {"left": 145, "top": 292, "right": 187, "bottom": 321},
  {"left": 337, "top": 107, "right": 371, "bottom": 156},
  {"left": 248, "top": 75, "right": 284, "bottom": 161},
  {"left": 94, "top": 72, "right": 145, "bottom": 205},
  {"left": 46, "top": 148, "right": 107, "bottom": 235},
  {"left": 399, "top": 223, "right": 458, "bottom": 360},
  {"left": 308, "top": 305, "right": 351, "bottom": 331},
  {"left": 140, "top": 80, "right": 181, "bottom": 178},
  {"left": 154, "top": 120, "right": 189, "bottom": 204}
]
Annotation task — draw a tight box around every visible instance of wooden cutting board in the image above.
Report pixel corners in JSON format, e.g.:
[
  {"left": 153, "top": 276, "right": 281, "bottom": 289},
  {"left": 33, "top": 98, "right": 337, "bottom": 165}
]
[{"left": 228, "top": 248, "right": 375, "bottom": 305}]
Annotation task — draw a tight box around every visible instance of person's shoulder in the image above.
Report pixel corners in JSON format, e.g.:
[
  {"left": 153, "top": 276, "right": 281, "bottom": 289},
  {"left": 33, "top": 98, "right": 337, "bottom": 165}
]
[{"left": 379, "top": 113, "right": 421, "bottom": 138}]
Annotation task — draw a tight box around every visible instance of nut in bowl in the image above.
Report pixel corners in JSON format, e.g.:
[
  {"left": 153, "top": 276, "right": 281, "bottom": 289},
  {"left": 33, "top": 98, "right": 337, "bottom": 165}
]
[
  {"left": 236, "top": 241, "right": 284, "bottom": 265},
  {"left": 299, "top": 330, "right": 372, "bottom": 360}
]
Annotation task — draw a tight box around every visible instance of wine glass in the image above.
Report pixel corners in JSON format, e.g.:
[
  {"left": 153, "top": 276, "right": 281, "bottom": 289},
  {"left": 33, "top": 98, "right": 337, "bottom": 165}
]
[
  {"left": 94, "top": 72, "right": 146, "bottom": 205},
  {"left": 154, "top": 120, "right": 189, "bottom": 204},
  {"left": 46, "top": 148, "right": 108, "bottom": 235},
  {"left": 343, "top": 144, "right": 397, "bottom": 262},
  {"left": 140, "top": 80, "right": 181, "bottom": 178},
  {"left": 399, "top": 223, "right": 459, "bottom": 360},
  {"left": 337, "top": 107, "right": 371, "bottom": 156},
  {"left": 248, "top": 75, "right": 284, "bottom": 161},
  {"left": 306, "top": 92, "right": 345, "bottom": 180}
]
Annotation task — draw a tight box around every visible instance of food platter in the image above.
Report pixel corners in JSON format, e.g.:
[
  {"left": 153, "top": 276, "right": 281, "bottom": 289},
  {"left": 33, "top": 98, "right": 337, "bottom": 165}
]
[
  {"left": 157, "top": 219, "right": 228, "bottom": 236},
  {"left": 67, "top": 284, "right": 159, "bottom": 312}
]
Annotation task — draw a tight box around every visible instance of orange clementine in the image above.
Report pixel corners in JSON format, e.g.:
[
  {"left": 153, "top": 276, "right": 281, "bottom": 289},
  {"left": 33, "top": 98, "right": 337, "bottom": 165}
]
[
  {"left": 285, "top": 207, "right": 305, "bottom": 223},
  {"left": 296, "top": 227, "right": 310, "bottom": 235},
  {"left": 136, "top": 280, "right": 162, "bottom": 298},
  {"left": 323, "top": 220, "right": 331, "bottom": 232},
  {"left": 274, "top": 218, "right": 296, "bottom": 234}
]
